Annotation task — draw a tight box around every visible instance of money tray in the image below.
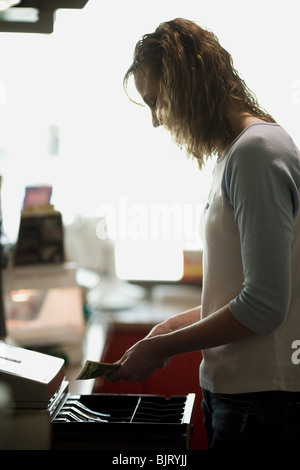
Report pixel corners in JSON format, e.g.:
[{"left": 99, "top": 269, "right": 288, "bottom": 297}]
[{"left": 51, "top": 392, "right": 195, "bottom": 450}]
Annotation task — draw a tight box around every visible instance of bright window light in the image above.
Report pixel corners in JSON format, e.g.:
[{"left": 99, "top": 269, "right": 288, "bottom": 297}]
[{"left": 0, "top": 0, "right": 20, "bottom": 11}]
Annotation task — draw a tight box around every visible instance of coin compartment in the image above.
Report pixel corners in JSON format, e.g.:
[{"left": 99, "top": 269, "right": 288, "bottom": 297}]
[{"left": 51, "top": 393, "right": 195, "bottom": 450}]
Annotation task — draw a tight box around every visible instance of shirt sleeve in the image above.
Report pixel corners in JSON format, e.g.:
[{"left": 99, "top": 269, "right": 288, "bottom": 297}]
[{"left": 222, "top": 137, "right": 300, "bottom": 336}]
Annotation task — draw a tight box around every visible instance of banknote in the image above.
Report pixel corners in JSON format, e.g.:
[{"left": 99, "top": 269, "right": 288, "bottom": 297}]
[{"left": 76, "top": 360, "right": 120, "bottom": 380}]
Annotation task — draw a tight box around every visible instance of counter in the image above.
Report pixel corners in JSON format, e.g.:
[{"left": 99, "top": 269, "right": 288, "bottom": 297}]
[{"left": 2, "top": 282, "right": 207, "bottom": 450}]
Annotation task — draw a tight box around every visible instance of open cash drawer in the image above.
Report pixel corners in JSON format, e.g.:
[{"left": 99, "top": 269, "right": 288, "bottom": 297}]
[
  {"left": 51, "top": 393, "right": 195, "bottom": 450},
  {"left": 0, "top": 342, "right": 195, "bottom": 450}
]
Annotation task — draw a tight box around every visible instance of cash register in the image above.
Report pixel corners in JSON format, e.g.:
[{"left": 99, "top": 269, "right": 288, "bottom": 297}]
[
  {"left": 0, "top": 341, "right": 195, "bottom": 450},
  {"left": 0, "top": 341, "right": 66, "bottom": 449}
]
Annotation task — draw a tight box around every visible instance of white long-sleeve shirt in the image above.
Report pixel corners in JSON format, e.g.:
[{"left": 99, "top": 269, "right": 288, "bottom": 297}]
[{"left": 200, "top": 123, "right": 300, "bottom": 393}]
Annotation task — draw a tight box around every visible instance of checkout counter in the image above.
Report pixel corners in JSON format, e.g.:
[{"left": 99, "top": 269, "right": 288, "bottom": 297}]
[
  {"left": 0, "top": 270, "right": 204, "bottom": 450},
  {"left": 0, "top": 201, "right": 205, "bottom": 450}
]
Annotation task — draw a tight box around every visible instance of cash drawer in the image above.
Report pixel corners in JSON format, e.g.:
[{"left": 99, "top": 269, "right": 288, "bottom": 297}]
[{"left": 51, "top": 393, "right": 195, "bottom": 450}]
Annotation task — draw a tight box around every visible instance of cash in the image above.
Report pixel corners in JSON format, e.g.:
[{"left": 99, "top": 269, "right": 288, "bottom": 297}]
[{"left": 76, "top": 360, "right": 120, "bottom": 380}]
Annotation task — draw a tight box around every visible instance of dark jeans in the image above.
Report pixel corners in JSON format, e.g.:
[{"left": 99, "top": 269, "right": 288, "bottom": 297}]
[{"left": 202, "top": 388, "right": 300, "bottom": 450}]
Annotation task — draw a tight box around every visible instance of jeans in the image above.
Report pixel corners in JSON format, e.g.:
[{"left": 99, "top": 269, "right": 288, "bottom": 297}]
[{"left": 201, "top": 388, "right": 300, "bottom": 450}]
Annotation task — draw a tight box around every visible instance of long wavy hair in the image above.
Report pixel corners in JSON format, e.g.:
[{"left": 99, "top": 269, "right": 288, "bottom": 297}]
[{"left": 123, "top": 18, "right": 275, "bottom": 167}]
